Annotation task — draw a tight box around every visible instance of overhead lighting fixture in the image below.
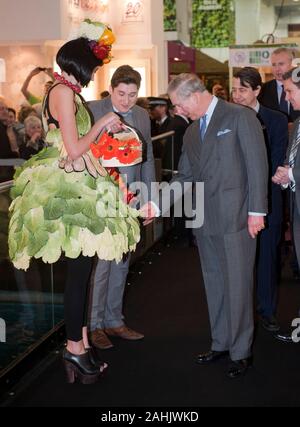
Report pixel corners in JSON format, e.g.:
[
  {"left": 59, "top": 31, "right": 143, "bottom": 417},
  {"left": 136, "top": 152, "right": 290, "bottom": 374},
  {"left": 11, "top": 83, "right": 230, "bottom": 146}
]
[{"left": 174, "top": 57, "right": 180, "bottom": 61}]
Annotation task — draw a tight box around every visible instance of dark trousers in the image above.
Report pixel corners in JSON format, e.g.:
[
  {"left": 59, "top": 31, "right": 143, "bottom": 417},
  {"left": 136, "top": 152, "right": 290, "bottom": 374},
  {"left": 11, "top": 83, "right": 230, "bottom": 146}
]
[
  {"left": 64, "top": 255, "right": 93, "bottom": 341},
  {"left": 256, "top": 224, "right": 281, "bottom": 318},
  {"left": 287, "top": 190, "right": 300, "bottom": 273},
  {"left": 293, "top": 199, "right": 300, "bottom": 269}
]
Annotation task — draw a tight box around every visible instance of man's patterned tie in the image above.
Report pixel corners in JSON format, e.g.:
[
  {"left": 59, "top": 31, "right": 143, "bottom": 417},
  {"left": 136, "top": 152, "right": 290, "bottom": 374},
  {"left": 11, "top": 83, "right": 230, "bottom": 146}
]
[
  {"left": 200, "top": 114, "right": 207, "bottom": 140},
  {"left": 289, "top": 121, "right": 300, "bottom": 192}
]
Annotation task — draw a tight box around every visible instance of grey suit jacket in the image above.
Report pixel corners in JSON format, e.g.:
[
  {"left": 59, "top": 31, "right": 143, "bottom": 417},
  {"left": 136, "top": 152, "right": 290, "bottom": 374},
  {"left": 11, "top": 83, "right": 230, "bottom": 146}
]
[
  {"left": 164, "top": 99, "right": 269, "bottom": 236},
  {"left": 88, "top": 96, "right": 156, "bottom": 204}
]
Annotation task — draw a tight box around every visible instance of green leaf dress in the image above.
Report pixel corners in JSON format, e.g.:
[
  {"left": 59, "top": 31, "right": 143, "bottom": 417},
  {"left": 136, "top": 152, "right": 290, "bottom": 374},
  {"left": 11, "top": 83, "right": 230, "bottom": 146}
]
[{"left": 8, "top": 94, "right": 140, "bottom": 270}]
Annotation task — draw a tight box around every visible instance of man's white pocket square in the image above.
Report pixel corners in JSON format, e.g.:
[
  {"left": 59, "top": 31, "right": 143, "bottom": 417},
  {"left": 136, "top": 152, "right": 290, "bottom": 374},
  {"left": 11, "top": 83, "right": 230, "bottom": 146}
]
[{"left": 217, "top": 129, "right": 231, "bottom": 136}]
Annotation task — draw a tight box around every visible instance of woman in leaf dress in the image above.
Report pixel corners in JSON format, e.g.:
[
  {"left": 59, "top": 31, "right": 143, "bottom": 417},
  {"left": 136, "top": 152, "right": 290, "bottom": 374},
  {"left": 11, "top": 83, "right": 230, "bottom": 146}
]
[{"left": 8, "top": 21, "right": 141, "bottom": 384}]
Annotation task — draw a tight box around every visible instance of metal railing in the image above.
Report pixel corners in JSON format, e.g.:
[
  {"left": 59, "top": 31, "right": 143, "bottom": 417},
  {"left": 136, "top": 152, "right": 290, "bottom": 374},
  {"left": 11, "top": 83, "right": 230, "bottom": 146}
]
[
  {"left": 151, "top": 130, "right": 176, "bottom": 177},
  {"left": 0, "top": 159, "right": 24, "bottom": 167},
  {"left": 0, "top": 180, "right": 13, "bottom": 192}
]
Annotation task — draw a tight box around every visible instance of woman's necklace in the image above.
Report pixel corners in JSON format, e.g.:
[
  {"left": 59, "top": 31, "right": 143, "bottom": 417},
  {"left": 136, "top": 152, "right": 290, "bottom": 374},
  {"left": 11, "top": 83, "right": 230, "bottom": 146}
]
[{"left": 53, "top": 72, "right": 82, "bottom": 94}]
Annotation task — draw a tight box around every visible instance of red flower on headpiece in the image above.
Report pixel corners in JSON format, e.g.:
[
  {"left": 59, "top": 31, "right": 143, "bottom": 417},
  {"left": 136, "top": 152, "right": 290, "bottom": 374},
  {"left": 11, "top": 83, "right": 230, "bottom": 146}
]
[{"left": 93, "top": 44, "right": 111, "bottom": 60}]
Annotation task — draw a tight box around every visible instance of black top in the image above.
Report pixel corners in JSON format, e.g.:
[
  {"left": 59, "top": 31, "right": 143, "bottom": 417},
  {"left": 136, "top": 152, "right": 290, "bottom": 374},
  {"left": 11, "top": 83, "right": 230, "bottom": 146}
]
[
  {"left": 19, "top": 138, "right": 45, "bottom": 160},
  {"left": 43, "top": 83, "right": 84, "bottom": 128},
  {"left": 0, "top": 121, "right": 18, "bottom": 159}
]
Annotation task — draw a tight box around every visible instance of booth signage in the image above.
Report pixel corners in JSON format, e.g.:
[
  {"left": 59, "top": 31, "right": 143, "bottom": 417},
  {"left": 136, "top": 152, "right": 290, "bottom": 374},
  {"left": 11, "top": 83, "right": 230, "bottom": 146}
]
[
  {"left": 198, "top": 0, "right": 222, "bottom": 11},
  {"left": 68, "top": 0, "right": 108, "bottom": 21},
  {"left": 229, "top": 44, "right": 298, "bottom": 67},
  {"left": 123, "top": 0, "right": 144, "bottom": 23}
]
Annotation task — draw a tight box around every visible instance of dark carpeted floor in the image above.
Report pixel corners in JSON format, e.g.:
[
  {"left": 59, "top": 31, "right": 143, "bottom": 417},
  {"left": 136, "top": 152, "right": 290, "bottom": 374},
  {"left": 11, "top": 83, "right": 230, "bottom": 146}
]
[{"left": 4, "top": 234, "right": 300, "bottom": 407}]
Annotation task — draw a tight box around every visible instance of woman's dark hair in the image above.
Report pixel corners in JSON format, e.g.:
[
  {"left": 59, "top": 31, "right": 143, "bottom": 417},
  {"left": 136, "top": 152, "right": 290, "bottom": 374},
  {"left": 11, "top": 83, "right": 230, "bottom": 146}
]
[{"left": 56, "top": 37, "right": 102, "bottom": 87}]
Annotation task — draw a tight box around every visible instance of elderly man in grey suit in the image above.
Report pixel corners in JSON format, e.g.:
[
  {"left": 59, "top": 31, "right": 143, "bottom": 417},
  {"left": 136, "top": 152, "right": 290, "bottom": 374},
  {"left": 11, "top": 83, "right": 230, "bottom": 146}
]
[
  {"left": 164, "top": 74, "right": 268, "bottom": 378},
  {"left": 88, "top": 65, "right": 156, "bottom": 349}
]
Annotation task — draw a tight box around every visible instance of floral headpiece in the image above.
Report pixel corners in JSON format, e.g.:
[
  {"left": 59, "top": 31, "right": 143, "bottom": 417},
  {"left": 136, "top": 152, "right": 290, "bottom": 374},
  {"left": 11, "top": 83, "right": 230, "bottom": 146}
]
[{"left": 77, "top": 19, "right": 115, "bottom": 64}]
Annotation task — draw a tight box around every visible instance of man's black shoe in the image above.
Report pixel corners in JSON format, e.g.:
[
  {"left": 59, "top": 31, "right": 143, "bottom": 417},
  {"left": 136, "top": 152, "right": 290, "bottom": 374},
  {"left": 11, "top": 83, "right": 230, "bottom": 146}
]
[
  {"left": 274, "top": 331, "right": 294, "bottom": 343},
  {"left": 261, "top": 315, "right": 280, "bottom": 332},
  {"left": 293, "top": 270, "right": 300, "bottom": 280},
  {"left": 227, "top": 358, "right": 252, "bottom": 379},
  {"left": 196, "top": 350, "right": 229, "bottom": 365}
]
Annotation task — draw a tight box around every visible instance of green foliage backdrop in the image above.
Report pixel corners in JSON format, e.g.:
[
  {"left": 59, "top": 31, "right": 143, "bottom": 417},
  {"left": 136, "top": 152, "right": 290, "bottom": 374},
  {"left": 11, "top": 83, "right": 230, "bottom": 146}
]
[
  {"left": 192, "top": 0, "right": 235, "bottom": 48},
  {"left": 164, "top": 0, "right": 177, "bottom": 31}
]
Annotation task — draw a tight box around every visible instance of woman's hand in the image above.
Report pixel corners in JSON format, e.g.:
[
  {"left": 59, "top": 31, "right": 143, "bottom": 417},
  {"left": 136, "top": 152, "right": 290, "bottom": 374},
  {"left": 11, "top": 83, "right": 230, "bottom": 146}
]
[
  {"left": 30, "top": 130, "right": 42, "bottom": 143},
  {"left": 98, "top": 112, "right": 123, "bottom": 133},
  {"left": 29, "top": 67, "right": 42, "bottom": 77}
]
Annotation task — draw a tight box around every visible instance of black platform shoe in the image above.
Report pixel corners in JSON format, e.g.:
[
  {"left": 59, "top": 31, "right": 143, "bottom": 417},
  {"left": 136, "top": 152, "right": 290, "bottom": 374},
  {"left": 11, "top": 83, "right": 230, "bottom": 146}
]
[
  {"left": 86, "top": 347, "right": 108, "bottom": 373},
  {"left": 63, "top": 348, "right": 101, "bottom": 384}
]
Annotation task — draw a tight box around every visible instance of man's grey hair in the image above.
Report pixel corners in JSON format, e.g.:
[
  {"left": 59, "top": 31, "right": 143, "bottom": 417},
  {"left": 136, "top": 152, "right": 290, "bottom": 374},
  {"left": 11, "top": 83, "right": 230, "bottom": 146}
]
[
  {"left": 272, "top": 47, "right": 295, "bottom": 62},
  {"left": 167, "top": 73, "right": 206, "bottom": 99}
]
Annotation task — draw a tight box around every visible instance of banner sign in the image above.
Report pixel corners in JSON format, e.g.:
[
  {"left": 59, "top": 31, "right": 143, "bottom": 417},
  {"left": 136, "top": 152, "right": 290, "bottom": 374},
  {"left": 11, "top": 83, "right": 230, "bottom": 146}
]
[
  {"left": 198, "top": 0, "right": 222, "bottom": 11},
  {"left": 229, "top": 44, "right": 298, "bottom": 67},
  {"left": 68, "top": 0, "right": 108, "bottom": 21}
]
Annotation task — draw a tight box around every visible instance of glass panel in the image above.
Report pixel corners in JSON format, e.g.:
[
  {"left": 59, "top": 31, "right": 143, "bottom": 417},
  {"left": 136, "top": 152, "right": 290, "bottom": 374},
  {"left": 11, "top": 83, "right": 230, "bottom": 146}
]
[
  {"left": 52, "top": 261, "right": 66, "bottom": 327},
  {"left": 0, "top": 183, "right": 63, "bottom": 375}
]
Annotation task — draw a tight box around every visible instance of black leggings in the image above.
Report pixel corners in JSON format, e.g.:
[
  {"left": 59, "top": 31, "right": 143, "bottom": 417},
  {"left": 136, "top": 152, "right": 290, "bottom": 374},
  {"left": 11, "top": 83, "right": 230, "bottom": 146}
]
[{"left": 64, "top": 255, "right": 93, "bottom": 342}]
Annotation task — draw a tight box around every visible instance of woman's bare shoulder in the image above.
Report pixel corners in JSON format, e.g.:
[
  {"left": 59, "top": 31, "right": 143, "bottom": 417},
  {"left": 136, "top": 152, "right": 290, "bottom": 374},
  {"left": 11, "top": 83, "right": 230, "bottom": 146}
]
[{"left": 51, "top": 83, "right": 74, "bottom": 98}]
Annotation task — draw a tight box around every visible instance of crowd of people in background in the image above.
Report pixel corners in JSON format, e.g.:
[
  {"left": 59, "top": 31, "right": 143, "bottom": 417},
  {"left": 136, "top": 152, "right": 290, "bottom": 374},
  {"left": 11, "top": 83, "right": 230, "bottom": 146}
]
[
  {"left": 0, "top": 66, "right": 228, "bottom": 170},
  {"left": 0, "top": 67, "right": 54, "bottom": 180}
]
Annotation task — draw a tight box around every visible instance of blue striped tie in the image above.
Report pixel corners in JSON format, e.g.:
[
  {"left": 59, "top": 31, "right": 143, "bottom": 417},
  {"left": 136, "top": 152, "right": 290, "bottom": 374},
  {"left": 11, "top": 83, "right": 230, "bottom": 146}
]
[
  {"left": 289, "top": 122, "right": 300, "bottom": 192},
  {"left": 200, "top": 114, "right": 207, "bottom": 140}
]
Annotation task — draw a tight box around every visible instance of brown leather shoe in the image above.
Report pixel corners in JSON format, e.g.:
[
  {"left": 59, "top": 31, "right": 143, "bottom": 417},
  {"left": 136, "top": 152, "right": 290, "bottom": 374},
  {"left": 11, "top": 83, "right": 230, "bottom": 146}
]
[
  {"left": 90, "top": 329, "right": 113, "bottom": 350},
  {"left": 104, "top": 325, "right": 144, "bottom": 340}
]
